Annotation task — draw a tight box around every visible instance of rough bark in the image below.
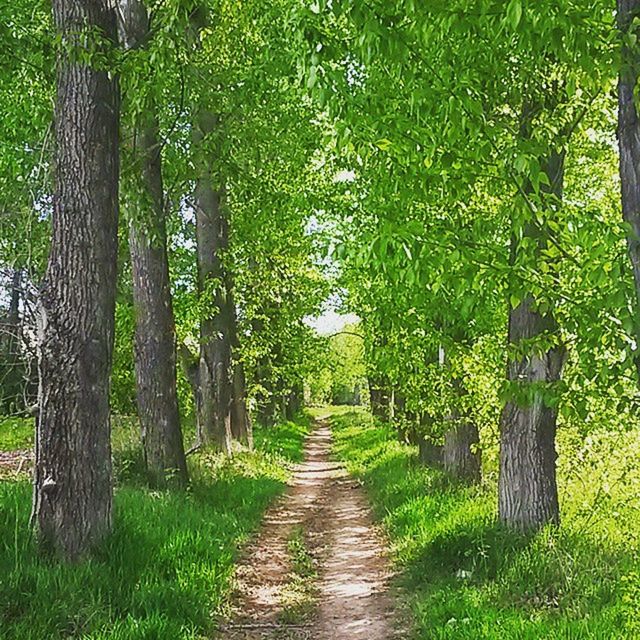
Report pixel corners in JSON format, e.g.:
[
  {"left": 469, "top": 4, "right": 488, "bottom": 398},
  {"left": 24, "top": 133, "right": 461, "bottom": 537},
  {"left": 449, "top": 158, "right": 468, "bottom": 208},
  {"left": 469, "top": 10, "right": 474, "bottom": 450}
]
[
  {"left": 392, "top": 391, "right": 408, "bottom": 441},
  {"left": 118, "top": 0, "right": 188, "bottom": 489},
  {"left": 443, "top": 420, "right": 481, "bottom": 483},
  {"left": 127, "top": 127, "right": 188, "bottom": 488},
  {"left": 231, "top": 358, "right": 252, "bottom": 447},
  {"left": 440, "top": 347, "right": 481, "bottom": 483},
  {"left": 33, "top": 0, "right": 119, "bottom": 559},
  {"left": 177, "top": 341, "right": 206, "bottom": 452},
  {"left": 418, "top": 438, "right": 443, "bottom": 467},
  {"left": 193, "top": 111, "right": 232, "bottom": 453},
  {"left": 256, "top": 385, "right": 281, "bottom": 427},
  {"left": 618, "top": 0, "right": 640, "bottom": 381},
  {"left": 498, "top": 150, "right": 566, "bottom": 531},
  {"left": 252, "top": 322, "right": 283, "bottom": 427},
  {"left": 178, "top": 342, "right": 200, "bottom": 394}
]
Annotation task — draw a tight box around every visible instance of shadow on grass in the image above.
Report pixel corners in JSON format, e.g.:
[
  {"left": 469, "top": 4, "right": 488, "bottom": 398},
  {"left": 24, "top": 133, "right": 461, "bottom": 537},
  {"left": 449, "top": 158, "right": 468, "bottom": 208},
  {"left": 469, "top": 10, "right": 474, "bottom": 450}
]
[
  {"left": 330, "top": 410, "right": 639, "bottom": 640},
  {"left": 0, "top": 417, "right": 309, "bottom": 640}
]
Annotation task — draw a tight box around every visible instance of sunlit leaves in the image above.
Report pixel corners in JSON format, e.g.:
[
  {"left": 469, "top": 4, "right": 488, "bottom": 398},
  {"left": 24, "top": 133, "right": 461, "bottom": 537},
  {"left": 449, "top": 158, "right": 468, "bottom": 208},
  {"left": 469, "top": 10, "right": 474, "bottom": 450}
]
[{"left": 506, "top": 0, "right": 523, "bottom": 31}]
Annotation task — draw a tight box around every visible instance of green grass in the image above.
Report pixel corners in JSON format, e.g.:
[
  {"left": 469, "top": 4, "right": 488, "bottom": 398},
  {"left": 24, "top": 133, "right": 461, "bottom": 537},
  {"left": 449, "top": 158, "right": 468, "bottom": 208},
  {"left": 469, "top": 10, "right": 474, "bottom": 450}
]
[
  {"left": 328, "top": 407, "right": 640, "bottom": 640},
  {"left": 254, "top": 412, "right": 312, "bottom": 463},
  {"left": 0, "top": 416, "right": 33, "bottom": 451},
  {"left": 0, "top": 417, "right": 310, "bottom": 640}
]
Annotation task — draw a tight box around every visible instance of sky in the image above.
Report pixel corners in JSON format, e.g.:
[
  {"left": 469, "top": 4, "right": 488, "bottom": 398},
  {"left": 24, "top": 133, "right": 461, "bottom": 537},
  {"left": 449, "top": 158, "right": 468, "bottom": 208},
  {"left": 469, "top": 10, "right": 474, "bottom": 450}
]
[{"left": 305, "top": 310, "right": 359, "bottom": 336}]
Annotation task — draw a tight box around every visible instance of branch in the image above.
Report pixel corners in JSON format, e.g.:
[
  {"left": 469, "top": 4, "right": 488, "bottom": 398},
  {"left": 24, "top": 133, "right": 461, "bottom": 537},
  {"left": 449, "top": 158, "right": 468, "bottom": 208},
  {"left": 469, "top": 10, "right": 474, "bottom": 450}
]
[{"left": 327, "top": 330, "right": 364, "bottom": 340}]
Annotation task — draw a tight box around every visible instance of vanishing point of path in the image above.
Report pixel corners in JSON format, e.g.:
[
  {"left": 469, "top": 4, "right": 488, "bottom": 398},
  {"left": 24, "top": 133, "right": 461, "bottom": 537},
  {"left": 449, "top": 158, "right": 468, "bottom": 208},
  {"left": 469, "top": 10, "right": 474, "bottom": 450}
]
[{"left": 218, "top": 418, "right": 403, "bottom": 640}]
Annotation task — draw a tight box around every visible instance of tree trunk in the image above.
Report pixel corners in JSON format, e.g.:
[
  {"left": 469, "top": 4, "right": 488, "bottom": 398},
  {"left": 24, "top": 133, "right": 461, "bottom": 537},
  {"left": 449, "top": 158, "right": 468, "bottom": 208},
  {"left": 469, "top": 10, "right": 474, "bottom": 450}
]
[
  {"left": 231, "top": 358, "right": 252, "bottom": 447},
  {"left": 443, "top": 420, "right": 481, "bottom": 483},
  {"left": 119, "top": 0, "right": 188, "bottom": 489},
  {"left": 252, "top": 326, "right": 283, "bottom": 427},
  {"left": 618, "top": 0, "right": 640, "bottom": 381},
  {"left": 129, "top": 206, "right": 188, "bottom": 487},
  {"left": 227, "top": 285, "right": 251, "bottom": 446},
  {"left": 33, "top": 0, "right": 119, "bottom": 559},
  {"left": 285, "top": 382, "right": 303, "bottom": 420},
  {"left": 498, "top": 150, "right": 566, "bottom": 531},
  {"left": 392, "top": 390, "right": 407, "bottom": 441},
  {"left": 193, "top": 110, "right": 232, "bottom": 453},
  {"left": 1, "top": 269, "right": 23, "bottom": 413},
  {"left": 441, "top": 349, "right": 481, "bottom": 483},
  {"left": 368, "top": 375, "right": 390, "bottom": 421},
  {"left": 418, "top": 438, "right": 443, "bottom": 467}
]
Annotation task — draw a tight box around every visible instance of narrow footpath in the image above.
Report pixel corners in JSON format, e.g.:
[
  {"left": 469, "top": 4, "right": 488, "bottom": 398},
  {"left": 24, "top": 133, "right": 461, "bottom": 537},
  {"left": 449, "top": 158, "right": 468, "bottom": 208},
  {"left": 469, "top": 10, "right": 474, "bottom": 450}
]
[{"left": 218, "top": 419, "right": 402, "bottom": 639}]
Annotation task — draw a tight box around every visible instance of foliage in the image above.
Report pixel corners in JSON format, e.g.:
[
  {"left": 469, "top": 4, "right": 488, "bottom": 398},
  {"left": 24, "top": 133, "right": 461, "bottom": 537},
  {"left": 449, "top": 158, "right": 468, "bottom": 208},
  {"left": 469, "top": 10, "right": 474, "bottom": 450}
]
[
  {"left": 292, "top": 0, "right": 635, "bottom": 446},
  {"left": 0, "top": 0, "right": 52, "bottom": 275},
  {"left": 307, "top": 322, "right": 367, "bottom": 405},
  {"left": 0, "top": 0, "right": 334, "bottom": 426},
  {"left": 1, "top": 0, "right": 640, "bottom": 634}
]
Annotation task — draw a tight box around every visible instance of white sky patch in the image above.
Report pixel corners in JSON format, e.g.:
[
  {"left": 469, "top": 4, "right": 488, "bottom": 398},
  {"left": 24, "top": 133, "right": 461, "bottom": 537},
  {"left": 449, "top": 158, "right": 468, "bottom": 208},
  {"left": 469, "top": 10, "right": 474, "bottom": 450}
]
[
  {"left": 305, "top": 310, "right": 359, "bottom": 336},
  {"left": 333, "top": 169, "right": 356, "bottom": 183}
]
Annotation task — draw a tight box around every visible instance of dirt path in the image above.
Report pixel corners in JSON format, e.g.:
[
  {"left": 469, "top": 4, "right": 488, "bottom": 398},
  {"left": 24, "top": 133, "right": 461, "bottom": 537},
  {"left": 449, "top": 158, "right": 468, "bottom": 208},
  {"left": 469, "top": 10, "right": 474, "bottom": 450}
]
[{"left": 218, "top": 419, "right": 402, "bottom": 640}]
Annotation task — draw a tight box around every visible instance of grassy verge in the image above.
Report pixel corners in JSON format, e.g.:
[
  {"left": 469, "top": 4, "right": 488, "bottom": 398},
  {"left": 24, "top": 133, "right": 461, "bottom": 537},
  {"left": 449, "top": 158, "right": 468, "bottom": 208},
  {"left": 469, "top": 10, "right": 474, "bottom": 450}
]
[
  {"left": 328, "top": 407, "right": 640, "bottom": 640},
  {"left": 279, "top": 525, "right": 318, "bottom": 625},
  {"left": 0, "top": 416, "right": 310, "bottom": 640}
]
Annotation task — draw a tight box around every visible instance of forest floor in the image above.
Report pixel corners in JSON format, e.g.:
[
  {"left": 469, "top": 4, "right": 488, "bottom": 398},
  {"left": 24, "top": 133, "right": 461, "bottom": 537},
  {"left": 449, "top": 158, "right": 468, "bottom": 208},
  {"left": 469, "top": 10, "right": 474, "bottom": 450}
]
[{"left": 218, "top": 417, "right": 404, "bottom": 640}]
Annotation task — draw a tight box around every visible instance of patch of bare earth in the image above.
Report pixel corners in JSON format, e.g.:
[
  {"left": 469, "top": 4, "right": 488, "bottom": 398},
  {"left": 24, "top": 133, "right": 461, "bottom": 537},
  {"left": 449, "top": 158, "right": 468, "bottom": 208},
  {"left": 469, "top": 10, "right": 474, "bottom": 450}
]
[
  {"left": 218, "top": 420, "right": 404, "bottom": 640},
  {"left": 0, "top": 449, "right": 32, "bottom": 480}
]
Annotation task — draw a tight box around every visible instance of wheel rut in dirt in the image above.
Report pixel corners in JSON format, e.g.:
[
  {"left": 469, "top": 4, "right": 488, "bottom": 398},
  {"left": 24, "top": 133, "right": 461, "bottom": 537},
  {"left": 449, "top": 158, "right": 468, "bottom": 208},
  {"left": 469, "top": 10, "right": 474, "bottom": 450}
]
[{"left": 218, "top": 419, "right": 401, "bottom": 639}]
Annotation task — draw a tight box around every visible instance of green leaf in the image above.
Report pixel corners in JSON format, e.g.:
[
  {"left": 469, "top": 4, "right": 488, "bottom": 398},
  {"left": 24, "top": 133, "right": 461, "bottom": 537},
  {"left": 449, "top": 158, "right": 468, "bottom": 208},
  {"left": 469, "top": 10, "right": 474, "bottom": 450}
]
[
  {"left": 307, "top": 65, "right": 317, "bottom": 89},
  {"left": 506, "top": 0, "right": 522, "bottom": 29},
  {"left": 376, "top": 138, "right": 393, "bottom": 151}
]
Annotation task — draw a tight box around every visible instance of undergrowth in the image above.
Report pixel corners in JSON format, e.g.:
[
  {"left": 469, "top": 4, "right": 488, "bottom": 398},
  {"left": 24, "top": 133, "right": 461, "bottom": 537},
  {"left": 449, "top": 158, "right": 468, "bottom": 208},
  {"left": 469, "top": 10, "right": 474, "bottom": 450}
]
[
  {"left": 0, "top": 416, "right": 310, "bottom": 639},
  {"left": 329, "top": 407, "right": 640, "bottom": 640}
]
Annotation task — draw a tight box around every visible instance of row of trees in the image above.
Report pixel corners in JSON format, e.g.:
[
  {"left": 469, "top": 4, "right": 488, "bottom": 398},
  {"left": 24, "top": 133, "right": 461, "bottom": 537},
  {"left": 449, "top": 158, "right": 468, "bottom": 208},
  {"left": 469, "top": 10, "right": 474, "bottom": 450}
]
[
  {"left": 1, "top": 0, "right": 331, "bottom": 559},
  {"left": 5, "top": 0, "right": 640, "bottom": 556},
  {"left": 303, "top": 0, "right": 640, "bottom": 530}
]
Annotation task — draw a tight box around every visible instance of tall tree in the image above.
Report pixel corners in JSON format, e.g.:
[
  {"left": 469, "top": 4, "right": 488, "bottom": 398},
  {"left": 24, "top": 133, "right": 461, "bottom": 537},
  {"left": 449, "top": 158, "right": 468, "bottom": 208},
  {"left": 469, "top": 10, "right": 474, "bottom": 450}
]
[
  {"left": 193, "top": 123, "right": 233, "bottom": 452},
  {"left": 119, "top": 0, "right": 188, "bottom": 488},
  {"left": 617, "top": 0, "right": 640, "bottom": 381},
  {"left": 186, "top": 4, "right": 234, "bottom": 452},
  {"left": 33, "top": 0, "right": 120, "bottom": 558},
  {"left": 498, "top": 148, "right": 566, "bottom": 530}
]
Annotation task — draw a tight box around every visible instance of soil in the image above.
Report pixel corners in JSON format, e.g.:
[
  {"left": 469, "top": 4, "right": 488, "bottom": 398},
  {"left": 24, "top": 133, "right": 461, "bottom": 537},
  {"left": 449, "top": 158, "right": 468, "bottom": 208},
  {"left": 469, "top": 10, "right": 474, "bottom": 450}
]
[
  {"left": 0, "top": 449, "right": 32, "bottom": 479},
  {"left": 218, "top": 418, "right": 404, "bottom": 639}
]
